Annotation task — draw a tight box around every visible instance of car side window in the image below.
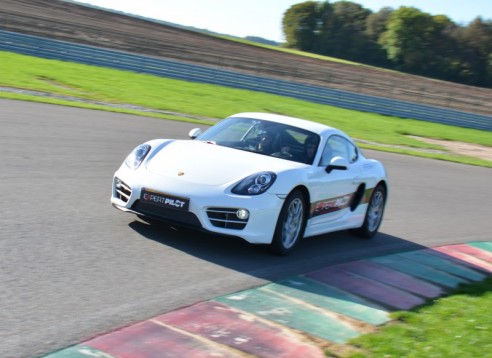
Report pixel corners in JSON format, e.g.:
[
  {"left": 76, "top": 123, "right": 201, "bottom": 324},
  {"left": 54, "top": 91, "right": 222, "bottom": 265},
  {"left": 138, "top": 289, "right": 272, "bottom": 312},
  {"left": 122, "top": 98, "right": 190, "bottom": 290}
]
[
  {"left": 320, "top": 135, "right": 358, "bottom": 166},
  {"left": 347, "top": 140, "right": 359, "bottom": 163}
]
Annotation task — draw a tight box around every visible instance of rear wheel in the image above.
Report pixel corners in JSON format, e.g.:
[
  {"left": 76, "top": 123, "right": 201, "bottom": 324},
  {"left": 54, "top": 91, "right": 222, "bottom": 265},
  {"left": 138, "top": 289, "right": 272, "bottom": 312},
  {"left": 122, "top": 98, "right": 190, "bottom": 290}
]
[
  {"left": 352, "top": 184, "right": 386, "bottom": 238},
  {"left": 269, "top": 190, "right": 306, "bottom": 256}
]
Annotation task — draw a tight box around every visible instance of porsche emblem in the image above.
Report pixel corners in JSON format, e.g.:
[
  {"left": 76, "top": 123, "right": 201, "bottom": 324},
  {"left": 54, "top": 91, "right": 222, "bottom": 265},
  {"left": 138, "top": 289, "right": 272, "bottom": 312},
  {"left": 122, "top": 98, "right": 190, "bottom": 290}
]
[{"left": 178, "top": 171, "right": 185, "bottom": 176}]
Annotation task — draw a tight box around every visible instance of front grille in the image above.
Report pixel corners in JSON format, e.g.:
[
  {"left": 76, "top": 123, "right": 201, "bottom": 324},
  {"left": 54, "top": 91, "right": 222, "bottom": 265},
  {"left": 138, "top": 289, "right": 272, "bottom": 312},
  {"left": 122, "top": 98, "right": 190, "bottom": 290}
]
[
  {"left": 114, "top": 177, "right": 131, "bottom": 203},
  {"left": 132, "top": 200, "right": 202, "bottom": 228},
  {"left": 206, "top": 208, "right": 248, "bottom": 230}
]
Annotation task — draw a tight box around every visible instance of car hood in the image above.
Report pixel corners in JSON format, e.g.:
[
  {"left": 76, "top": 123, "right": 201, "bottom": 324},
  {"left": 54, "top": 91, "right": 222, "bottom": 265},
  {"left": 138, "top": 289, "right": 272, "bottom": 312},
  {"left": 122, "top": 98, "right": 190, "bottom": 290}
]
[{"left": 145, "top": 140, "right": 300, "bottom": 185}]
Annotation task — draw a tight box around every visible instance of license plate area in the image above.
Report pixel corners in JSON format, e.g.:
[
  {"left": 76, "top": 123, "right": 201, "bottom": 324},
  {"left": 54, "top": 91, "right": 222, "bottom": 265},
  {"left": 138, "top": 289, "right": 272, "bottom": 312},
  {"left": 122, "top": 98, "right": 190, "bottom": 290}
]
[{"left": 140, "top": 189, "right": 190, "bottom": 211}]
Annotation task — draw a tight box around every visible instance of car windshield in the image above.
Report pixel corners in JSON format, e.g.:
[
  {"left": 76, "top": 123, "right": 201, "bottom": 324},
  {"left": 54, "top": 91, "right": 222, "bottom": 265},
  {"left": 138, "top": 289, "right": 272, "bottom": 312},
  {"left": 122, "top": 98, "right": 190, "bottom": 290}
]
[{"left": 197, "top": 117, "right": 320, "bottom": 164}]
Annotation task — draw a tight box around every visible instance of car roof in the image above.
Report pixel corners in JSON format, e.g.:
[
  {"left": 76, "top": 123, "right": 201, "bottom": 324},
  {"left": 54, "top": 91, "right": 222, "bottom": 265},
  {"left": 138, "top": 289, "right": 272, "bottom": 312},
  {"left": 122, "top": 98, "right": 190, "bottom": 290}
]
[{"left": 229, "top": 112, "right": 336, "bottom": 136}]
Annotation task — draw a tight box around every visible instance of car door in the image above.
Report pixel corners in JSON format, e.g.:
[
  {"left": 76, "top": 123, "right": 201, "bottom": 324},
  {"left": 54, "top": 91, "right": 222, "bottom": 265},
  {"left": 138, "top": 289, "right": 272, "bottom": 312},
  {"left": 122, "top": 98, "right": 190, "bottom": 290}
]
[{"left": 308, "top": 135, "right": 362, "bottom": 226}]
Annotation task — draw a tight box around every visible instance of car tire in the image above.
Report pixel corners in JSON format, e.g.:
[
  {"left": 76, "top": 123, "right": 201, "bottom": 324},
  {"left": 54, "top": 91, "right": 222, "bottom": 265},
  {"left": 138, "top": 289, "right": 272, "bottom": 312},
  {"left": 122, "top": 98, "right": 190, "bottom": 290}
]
[
  {"left": 351, "top": 184, "right": 386, "bottom": 238},
  {"left": 269, "top": 190, "right": 306, "bottom": 256}
]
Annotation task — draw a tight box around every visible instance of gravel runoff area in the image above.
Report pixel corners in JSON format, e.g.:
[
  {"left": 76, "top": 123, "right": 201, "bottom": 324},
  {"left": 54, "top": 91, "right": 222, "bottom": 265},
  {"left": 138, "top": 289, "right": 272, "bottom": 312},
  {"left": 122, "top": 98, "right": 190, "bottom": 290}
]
[
  {"left": 1, "top": 0, "right": 492, "bottom": 117},
  {"left": 410, "top": 137, "right": 492, "bottom": 162}
]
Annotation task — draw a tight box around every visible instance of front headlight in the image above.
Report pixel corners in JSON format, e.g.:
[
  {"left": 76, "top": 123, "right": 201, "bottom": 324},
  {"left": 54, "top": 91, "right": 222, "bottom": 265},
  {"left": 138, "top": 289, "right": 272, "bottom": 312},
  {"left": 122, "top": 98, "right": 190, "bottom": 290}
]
[
  {"left": 125, "top": 144, "right": 151, "bottom": 169},
  {"left": 232, "top": 172, "right": 277, "bottom": 195}
]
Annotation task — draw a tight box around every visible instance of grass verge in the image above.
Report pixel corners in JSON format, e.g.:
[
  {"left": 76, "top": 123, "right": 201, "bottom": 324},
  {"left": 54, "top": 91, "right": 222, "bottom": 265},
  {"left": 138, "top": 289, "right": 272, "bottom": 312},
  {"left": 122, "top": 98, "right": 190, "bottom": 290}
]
[
  {"left": 1, "top": 51, "right": 491, "bottom": 167},
  {"left": 338, "top": 277, "right": 492, "bottom": 357}
]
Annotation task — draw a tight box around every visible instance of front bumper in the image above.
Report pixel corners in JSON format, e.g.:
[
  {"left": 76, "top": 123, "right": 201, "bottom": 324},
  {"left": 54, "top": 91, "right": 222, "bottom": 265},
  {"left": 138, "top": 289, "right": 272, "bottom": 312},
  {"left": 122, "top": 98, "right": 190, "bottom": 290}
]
[{"left": 111, "top": 167, "right": 284, "bottom": 244}]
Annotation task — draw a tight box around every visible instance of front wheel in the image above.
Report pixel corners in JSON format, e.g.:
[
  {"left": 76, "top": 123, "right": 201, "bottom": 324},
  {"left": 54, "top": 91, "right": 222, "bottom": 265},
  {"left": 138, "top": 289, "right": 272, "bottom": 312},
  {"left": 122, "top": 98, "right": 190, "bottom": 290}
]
[
  {"left": 269, "top": 190, "right": 306, "bottom": 256},
  {"left": 351, "top": 184, "right": 386, "bottom": 238}
]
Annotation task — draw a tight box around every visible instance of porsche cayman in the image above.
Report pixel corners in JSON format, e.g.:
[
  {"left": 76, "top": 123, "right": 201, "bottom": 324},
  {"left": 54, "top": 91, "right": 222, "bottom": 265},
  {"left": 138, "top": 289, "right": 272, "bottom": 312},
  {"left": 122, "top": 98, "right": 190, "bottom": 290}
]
[{"left": 111, "top": 112, "right": 388, "bottom": 255}]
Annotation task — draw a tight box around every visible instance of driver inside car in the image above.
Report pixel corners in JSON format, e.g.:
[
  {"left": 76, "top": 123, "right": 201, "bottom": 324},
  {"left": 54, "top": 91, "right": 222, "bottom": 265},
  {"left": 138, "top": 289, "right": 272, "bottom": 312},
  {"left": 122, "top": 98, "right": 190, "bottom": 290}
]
[
  {"left": 257, "top": 129, "right": 276, "bottom": 154},
  {"left": 257, "top": 126, "right": 292, "bottom": 158}
]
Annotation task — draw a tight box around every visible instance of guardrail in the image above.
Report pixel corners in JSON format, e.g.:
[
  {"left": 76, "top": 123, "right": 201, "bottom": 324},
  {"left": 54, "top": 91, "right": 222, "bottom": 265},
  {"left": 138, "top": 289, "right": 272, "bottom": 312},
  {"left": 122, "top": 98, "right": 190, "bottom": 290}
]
[{"left": 1, "top": 29, "right": 491, "bottom": 131}]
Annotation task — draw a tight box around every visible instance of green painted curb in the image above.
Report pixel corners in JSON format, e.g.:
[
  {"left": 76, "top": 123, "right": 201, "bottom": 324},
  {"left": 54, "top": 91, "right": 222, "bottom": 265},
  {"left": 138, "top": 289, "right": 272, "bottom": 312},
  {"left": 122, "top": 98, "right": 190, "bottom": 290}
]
[
  {"left": 469, "top": 242, "right": 492, "bottom": 252},
  {"left": 269, "top": 276, "right": 390, "bottom": 325},
  {"left": 42, "top": 346, "right": 113, "bottom": 358},
  {"left": 397, "top": 251, "right": 487, "bottom": 281},
  {"left": 371, "top": 255, "right": 469, "bottom": 288},
  {"left": 216, "top": 286, "right": 360, "bottom": 343}
]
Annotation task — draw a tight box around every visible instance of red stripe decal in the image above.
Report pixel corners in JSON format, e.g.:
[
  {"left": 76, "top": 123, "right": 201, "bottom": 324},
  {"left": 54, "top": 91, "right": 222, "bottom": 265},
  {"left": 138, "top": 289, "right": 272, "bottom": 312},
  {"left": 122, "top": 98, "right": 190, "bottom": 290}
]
[{"left": 310, "top": 193, "right": 354, "bottom": 217}]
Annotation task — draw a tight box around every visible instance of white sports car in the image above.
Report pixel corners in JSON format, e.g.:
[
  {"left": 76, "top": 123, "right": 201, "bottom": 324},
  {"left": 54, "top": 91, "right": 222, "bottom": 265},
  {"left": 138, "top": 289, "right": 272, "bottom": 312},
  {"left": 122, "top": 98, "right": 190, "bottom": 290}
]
[{"left": 111, "top": 112, "right": 388, "bottom": 255}]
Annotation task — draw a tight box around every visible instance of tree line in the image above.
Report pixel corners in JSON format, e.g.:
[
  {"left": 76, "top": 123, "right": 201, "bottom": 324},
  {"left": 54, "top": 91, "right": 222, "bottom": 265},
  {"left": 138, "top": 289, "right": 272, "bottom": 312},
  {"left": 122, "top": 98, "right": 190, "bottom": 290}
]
[{"left": 282, "top": 1, "right": 492, "bottom": 88}]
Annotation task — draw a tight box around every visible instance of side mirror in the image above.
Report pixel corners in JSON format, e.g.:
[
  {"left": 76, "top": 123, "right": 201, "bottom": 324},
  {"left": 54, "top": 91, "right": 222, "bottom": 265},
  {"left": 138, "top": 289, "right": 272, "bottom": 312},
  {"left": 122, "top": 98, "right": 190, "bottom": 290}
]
[
  {"left": 188, "top": 128, "right": 201, "bottom": 140},
  {"left": 325, "top": 156, "right": 349, "bottom": 173}
]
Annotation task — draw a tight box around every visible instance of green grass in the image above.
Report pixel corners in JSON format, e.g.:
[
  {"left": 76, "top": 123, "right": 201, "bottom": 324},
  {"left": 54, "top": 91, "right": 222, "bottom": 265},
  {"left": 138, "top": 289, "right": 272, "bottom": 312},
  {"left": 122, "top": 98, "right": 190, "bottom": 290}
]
[
  {"left": 1, "top": 51, "right": 491, "bottom": 167},
  {"left": 342, "top": 277, "right": 492, "bottom": 358}
]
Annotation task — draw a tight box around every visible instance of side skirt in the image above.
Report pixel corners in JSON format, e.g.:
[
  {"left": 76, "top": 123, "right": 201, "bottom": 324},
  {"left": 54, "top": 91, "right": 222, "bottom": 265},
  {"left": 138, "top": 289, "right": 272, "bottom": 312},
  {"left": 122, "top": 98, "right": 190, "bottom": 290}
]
[{"left": 303, "top": 205, "right": 367, "bottom": 238}]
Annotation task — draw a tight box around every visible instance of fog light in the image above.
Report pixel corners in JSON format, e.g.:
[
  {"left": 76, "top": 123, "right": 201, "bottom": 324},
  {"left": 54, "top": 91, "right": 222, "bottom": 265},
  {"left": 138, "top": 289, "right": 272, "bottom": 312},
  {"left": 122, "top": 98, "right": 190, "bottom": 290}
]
[
  {"left": 115, "top": 178, "right": 122, "bottom": 189},
  {"left": 236, "top": 209, "right": 249, "bottom": 220}
]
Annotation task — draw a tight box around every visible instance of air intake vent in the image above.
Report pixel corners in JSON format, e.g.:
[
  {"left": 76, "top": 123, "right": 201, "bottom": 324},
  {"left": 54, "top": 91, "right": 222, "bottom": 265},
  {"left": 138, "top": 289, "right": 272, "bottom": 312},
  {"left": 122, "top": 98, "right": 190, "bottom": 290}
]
[
  {"left": 114, "top": 177, "right": 131, "bottom": 203},
  {"left": 206, "top": 208, "right": 248, "bottom": 230}
]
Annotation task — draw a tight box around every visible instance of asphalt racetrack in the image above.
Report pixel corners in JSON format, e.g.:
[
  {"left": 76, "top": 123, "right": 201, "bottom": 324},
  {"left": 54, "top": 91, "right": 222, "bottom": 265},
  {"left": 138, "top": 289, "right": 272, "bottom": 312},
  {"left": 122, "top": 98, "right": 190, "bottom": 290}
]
[{"left": 1, "top": 99, "right": 491, "bottom": 357}]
